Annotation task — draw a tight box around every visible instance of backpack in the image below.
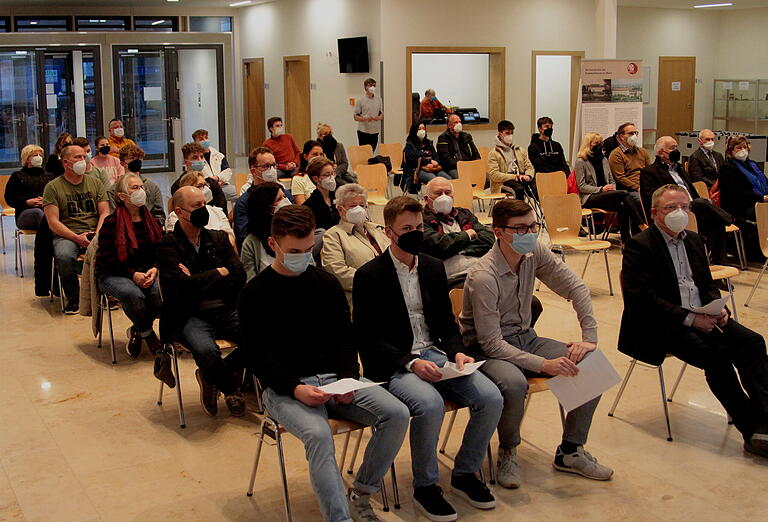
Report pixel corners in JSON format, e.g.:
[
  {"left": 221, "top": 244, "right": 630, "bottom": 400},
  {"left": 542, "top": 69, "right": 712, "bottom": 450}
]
[
  {"left": 367, "top": 155, "right": 392, "bottom": 173},
  {"left": 566, "top": 171, "right": 579, "bottom": 194}
]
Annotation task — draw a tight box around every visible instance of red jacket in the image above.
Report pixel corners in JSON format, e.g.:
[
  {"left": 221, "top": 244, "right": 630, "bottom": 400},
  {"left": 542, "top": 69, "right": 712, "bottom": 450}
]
[
  {"left": 263, "top": 134, "right": 301, "bottom": 170},
  {"left": 419, "top": 97, "right": 446, "bottom": 119}
]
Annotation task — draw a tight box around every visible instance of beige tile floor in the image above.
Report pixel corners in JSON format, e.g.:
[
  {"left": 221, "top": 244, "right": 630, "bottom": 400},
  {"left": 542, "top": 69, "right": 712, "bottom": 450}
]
[{"left": 2, "top": 222, "right": 768, "bottom": 522}]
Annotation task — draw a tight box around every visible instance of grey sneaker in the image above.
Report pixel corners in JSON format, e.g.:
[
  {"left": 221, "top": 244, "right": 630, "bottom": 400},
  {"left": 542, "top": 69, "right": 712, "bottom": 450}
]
[
  {"left": 497, "top": 447, "right": 521, "bottom": 489},
  {"left": 348, "top": 488, "right": 380, "bottom": 522},
  {"left": 553, "top": 446, "right": 613, "bottom": 480}
]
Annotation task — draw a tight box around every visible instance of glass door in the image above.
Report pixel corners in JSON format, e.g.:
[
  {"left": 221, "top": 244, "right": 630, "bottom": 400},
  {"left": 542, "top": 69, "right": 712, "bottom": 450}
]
[
  {"left": 0, "top": 51, "right": 38, "bottom": 168},
  {"left": 42, "top": 51, "right": 76, "bottom": 152}
]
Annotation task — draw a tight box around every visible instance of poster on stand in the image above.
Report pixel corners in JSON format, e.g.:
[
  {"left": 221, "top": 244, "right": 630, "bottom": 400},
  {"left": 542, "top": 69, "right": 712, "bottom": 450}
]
[{"left": 579, "top": 59, "right": 643, "bottom": 141}]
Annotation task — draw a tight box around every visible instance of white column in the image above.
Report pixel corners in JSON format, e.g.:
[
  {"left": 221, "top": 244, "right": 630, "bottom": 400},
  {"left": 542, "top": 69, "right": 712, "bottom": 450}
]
[
  {"left": 72, "top": 50, "right": 87, "bottom": 137},
  {"left": 595, "top": 0, "right": 617, "bottom": 59}
]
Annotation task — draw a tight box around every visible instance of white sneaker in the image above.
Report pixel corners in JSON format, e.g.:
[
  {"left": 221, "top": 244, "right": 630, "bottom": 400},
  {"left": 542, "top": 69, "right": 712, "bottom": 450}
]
[
  {"left": 553, "top": 446, "right": 613, "bottom": 481},
  {"left": 348, "top": 488, "right": 380, "bottom": 522},
  {"left": 497, "top": 447, "right": 521, "bottom": 489}
]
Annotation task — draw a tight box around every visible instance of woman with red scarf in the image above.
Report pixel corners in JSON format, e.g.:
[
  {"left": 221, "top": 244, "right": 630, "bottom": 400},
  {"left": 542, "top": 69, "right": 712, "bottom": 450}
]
[{"left": 97, "top": 173, "right": 164, "bottom": 358}]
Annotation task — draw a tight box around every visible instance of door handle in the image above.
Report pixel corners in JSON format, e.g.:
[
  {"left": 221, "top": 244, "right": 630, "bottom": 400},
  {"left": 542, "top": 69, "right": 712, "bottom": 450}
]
[{"left": 687, "top": 104, "right": 693, "bottom": 109}]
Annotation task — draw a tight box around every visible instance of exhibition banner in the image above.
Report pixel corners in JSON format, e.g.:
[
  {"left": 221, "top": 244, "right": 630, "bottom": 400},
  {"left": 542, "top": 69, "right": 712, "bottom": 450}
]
[{"left": 580, "top": 59, "right": 643, "bottom": 140}]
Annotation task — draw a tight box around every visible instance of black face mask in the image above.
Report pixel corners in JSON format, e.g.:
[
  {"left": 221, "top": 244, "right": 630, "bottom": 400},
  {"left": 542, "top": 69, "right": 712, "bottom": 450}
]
[
  {"left": 99, "top": 145, "right": 111, "bottom": 156},
  {"left": 591, "top": 144, "right": 603, "bottom": 158},
  {"left": 543, "top": 127, "right": 554, "bottom": 138},
  {"left": 184, "top": 206, "right": 209, "bottom": 228},
  {"left": 668, "top": 149, "right": 681, "bottom": 163},
  {"left": 393, "top": 229, "right": 423, "bottom": 255},
  {"left": 127, "top": 159, "right": 142, "bottom": 173}
]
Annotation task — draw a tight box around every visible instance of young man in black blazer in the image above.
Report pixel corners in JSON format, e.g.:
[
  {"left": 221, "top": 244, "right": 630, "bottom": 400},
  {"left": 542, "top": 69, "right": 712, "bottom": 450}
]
[
  {"left": 620, "top": 184, "right": 768, "bottom": 458},
  {"left": 353, "top": 196, "right": 503, "bottom": 522}
]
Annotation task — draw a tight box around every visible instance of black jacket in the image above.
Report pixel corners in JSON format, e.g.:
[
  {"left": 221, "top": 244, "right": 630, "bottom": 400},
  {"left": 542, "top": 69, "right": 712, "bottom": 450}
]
[
  {"left": 619, "top": 225, "right": 720, "bottom": 366},
  {"left": 602, "top": 134, "right": 620, "bottom": 158},
  {"left": 403, "top": 139, "right": 438, "bottom": 175},
  {"left": 436, "top": 129, "right": 480, "bottom": 172},
  {"left": 422, "top": 206, "right": 495, "bottom": 259},
  {"left": 156, "top": 224, "right": 245, "bottom": 342},
  {"left": 687, "top": 147, "right": 723, "bottom": 188},
  {"left": 352, "top": 250, "right": 465, "bottom": 382},
  {"left": 45, "top": 154, "right": 64, "bottom": 178},
  {"left": 4, "top": 167, "right": 55, "bottom": 223},
  {"left": 303, "top": 188, "right": 340, "bottom": 231},
  {"left": 170, "top": 173, "right": 227, "bottom": 213},
  {"left": 528, "top": 134, "right": 570, "bottom": 174},
  {"left": 719, "top": 160, "right": 766, "bottom": 220},
  {"left": 639, "top": 157, "right": 697, "bottom": 220}
]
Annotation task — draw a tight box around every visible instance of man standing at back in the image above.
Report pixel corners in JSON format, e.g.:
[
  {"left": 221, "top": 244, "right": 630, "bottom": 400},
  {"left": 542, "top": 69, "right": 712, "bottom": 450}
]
[
  {"left": 436, "top": 114, "right": 480, "bottom": 180},
  {"left": 687, "top": 129, "right": 724, "bottom": 188},
  {"left": 528, "top": 116, "right": 571, "bottom": 175},
  {"left": 353, "top": 78, "right": 383, "bottom": 151}
]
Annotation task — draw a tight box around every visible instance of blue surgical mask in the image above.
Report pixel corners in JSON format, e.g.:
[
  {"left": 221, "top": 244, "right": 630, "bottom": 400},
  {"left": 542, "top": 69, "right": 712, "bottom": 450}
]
[
  {"left": 510, "top": 232, "right": 538, "bottom": 255},
  {"left": 199, "top": 140, "right": 211, "bottom": 149},
  {"left": 190, "top": 160, "right": 206, "bottom": 172},
  {"left": 282, "top": 252, "right": 314, "bottom": 274}
]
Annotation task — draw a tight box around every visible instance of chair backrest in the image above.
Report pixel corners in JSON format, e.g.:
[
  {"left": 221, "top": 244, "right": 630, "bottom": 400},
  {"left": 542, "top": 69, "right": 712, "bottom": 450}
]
[
  {"left": 537, "top": 171, "right": 568, "bottom": 198},
  {"left": 693, "top": 181, "right": 710, "bottom": 200},
  {"left": 378, "top": 143, "right": 403, "bottom": 172},
  {"left": 355, "top": 163, "right": 388, "bottom": 197},
  {"left": 477, "top": 146, "right": 490, "bottom": 170},
  {"left": 685, "top": 210, "right": 698, "bottom": 233},
  {"left": 233, "top": 172, "right": 248, "bottom": 195},
  {"left": 449, "top": 176, "right": 474, "bottom": 210},
  {"left": 0, "top": 175, "right": 10, "bottom": 209},
  {"left": 457, "top": 159, "right": 485, "bottom": 189},
  {"left": 755, "top": 202, "right": 768, "bottom": 258},
  {"left": 540, "top": 193, "right": 582, "bottom": 243},
  {"left": 348, "top": 144, "right": 373, "bottom": 172},
  {"left": 167, "top": 197, "right": 174, "bottom": 213},
  {"left": 448, "top": 287, "right": 463, "bottom": 326}
]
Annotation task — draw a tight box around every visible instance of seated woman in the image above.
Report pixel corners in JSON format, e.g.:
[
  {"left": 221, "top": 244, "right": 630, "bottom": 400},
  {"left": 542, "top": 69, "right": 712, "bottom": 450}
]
[
  {"left": 574, "top": 132, "right": 644, "bottom": 244},
  {"left": 166, "top": 172, "right": 234, "bottom": 243},
  {"left": 317, "top": 122, "right": 354, "bottom": 184},
  {"left": 240, "top": 182, "right": 289, "bottom": 281},
  {"left": 97, "top": 173, "right": 164, "bottom": 358},
  {"left": 321, "top": 183, "right": 390, "bottom": 305},
  {"left": 402, "top": 122, "right": 449, "bottom": 193},
  {"left": 303, "top": 157, "right": 340, "bottom": 231},
  {"left": 4, "top": 144, "right": 55, "bottom": 230},
  {"left": 90, "top": 135, "right": 124, "bottom": 187},
  {"left": 291, "top": 140, "right": 324, "bottom": 204},
  {"left": 45, "top": 132, "right": 72, "bottom": 177}
]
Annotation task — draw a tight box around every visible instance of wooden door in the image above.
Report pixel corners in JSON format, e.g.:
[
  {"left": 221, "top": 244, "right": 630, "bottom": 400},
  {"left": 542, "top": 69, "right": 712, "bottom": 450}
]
[
  {"left": 244, "top": 58, "right": 265, "bottom": 151},
  {"left": 657, "top": 57, "right": 696, "bottom": 140},
  {"left": 283, "top": 55, "right": 311, "bottom": 146}
]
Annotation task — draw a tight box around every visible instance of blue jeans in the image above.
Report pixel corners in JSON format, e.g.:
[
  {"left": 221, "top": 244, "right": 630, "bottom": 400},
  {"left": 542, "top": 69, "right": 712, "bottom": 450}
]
[
  {"left": 98, "top": 275, "right": 161, "bottom": 333},
  {"left": 52, "top": 237, "right": 83, "bottom": 300},
  {"left": 180, "top": 307, "right": 242, "bottom": 395},
  {"left": 387, "top": 348, "right": 503, "bottom": 489},
  {"left": 263, "top": 375, "right": 409, "bottom": 522},
  {"left": 417, "top": 169, "right": 452, "bottom": 185}
]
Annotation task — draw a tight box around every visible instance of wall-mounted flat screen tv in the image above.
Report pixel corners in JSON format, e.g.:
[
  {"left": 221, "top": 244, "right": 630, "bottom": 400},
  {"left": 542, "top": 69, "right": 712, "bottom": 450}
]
[{"left": 338, "top": 36, "right": 369, "bottom": 73}]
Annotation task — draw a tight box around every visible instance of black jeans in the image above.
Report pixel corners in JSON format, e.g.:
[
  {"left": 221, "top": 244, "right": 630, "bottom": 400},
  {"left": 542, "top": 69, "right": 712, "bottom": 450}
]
[
  {"left": 357, "top": 131, "right": 379, "bottom": 152},
  {"left": 584, "top": 189, "right": 644, "bottom": 243},
  {"left": 667, "top": 319, "right": 768, "bottom": 439},
  {"left": 690, "top": 198, "right": 731, "bottom": 265}
]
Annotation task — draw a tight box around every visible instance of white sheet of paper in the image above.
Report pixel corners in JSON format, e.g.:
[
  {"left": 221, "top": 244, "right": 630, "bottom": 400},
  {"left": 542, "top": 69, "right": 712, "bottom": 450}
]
[
  {"left": 547, "top": 350, "right": 621, "bottom": 412},
  {"left": 437, "top": 361, "right": 485, "bottom": 382},
  {"left": 316, "top": 378, "right": 381, "bottom": 395},
  {"left": 143, "top": 86, "right": 162, "bottom": 101},
  {"left": 688, "top": 296, "right": 729, "bottom": 316}
]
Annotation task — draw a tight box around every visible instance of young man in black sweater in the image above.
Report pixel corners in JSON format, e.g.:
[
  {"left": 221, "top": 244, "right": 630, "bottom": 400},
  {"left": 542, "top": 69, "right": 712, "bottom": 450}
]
[
  {"left": 528, "top": 116, "right": 571, "bottom": 175},
  {"left": 238, "top": 204, "right": 409, "bottom": 522}
]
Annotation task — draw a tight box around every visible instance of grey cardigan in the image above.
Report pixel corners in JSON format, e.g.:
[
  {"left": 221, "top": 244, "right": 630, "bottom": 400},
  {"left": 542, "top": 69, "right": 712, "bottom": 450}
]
[{"left": 574, "top": 156, "right": 614, "bottom": 205}]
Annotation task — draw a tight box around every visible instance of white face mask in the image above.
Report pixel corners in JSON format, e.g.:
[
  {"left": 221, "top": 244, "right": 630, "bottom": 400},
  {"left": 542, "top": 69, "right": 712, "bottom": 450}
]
[
  {"left": 272, "top": 126, "right": 284, "bottom": 137},
  {"left": 113, "top": 127, "right": 125, "bottom": 138},
  {"left": 72, "top": 159, "right": 87, "bottom": 176},
  {"left": 273, "top": 197, "right": 291, "bottom": 214},
  {"left": 29, "top": 155, "right": 43, "bottom": 168},
  {"left": 85, "top": 152, "right": 93, "bottom": 162},
  {"left": 734, "top": 149, "right": 749, "bottom": 161},
  {"left": 367, "top": 85, "right": 376, "bottom": 94},
  {"left": 663, "top": 208, "right": 689, "bottom": 234},
  {"left": 416, "top": 129, "right": 426, "bottom": 140},
  {"left": 502, "top": 134, "right": 515, "bottom": 146},
  {"left": 201, "top": 185, "right": 213, "bottom": 203},
  {"left": 320, "top": 176, "right": 337, "bottom": 192},
  {"left": 432, "top": 194, "right": 454, "bottom": 215},
  {"left": 345, "top": 205, "right": 367, "bottom": 226},
  {"left": 129, "top": 188, "right": 147, "bottom": 207},
  {"left": 261, "top": 167, "right": 278, "bottom": 183},
  {"left": 626, "top": 133, "right": 639, "bottom": 147},
  {"left": 452, "top": 122, "right": 463, "bottom": 133},
  {"left": 702, "top": 141, "right": 715, "bottom": 150}
]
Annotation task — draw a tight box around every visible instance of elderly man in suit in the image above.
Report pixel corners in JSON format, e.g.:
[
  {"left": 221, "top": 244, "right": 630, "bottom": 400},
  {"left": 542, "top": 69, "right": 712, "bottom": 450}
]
[
  {"left": 620, "top": 184, "right": 768, "bottom": 458},
  {"left": 687, "top": 129, "right": 724, "bottom": 188}
]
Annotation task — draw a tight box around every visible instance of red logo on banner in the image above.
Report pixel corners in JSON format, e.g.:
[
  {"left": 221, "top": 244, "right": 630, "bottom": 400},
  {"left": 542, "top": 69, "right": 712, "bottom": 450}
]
[{"left": 627, "top": 62, "right": 639, "bottom": 75}]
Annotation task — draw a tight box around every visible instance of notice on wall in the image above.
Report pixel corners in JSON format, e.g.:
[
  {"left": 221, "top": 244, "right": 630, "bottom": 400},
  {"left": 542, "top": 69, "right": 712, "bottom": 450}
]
[
  {"left": 723, "top": 81, "right": 733, "bottom": 90},
  {"left": 671, "top": 81, "right": 681, "bottom": 91},
  {"left": 739, "top": 81, "right": 751, "bottom": 91},
  {"left": 143, "top": 86, "right": 162, "bottom": 102},
  {"left": 46, "top": 94, "right": 58, "bottom": 109},
  {"left": 579, "top": 59, "right": 643, "bottom": 141}
]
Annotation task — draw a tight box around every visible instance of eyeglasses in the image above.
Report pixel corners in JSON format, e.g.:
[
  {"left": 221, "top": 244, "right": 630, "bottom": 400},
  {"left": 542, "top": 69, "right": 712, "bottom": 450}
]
[
  {"left": 623, "top": 131, "right": 639, "bottom": 136},
  {"left": 257, "top": 163, "right": 277, "bottom": 169},
  {"left": 498, "top": 223, "right": 542, "bottom": 234},
  {"left": 660, "top": 204, "right": 690, "bottom": 212}
]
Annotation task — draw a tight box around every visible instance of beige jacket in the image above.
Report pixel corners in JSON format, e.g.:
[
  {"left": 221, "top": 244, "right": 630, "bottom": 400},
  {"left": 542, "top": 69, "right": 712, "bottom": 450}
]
[
  {"left": 78, "top": 234, "right": 101, "bottom": 337},
  {"left": 321, "top": 221, "right": 390, "bottom": 304},
  {"left": 487, "top": 144, "right": 535, "bottom": 193}
]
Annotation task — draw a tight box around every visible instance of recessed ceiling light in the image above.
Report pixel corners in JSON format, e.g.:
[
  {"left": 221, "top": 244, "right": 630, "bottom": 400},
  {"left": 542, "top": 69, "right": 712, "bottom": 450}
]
[
  {"left": 693, "top": 2, "right": 733, "bottom": 7},
  {"left": 151, "top": 20, "right": 165, "bottom": 26},
  {"left": 166, "top": 0, "right": 180, "bottom": 2},
  {"left": 229, "top": 0, "right": 252, "bottom": 6},
  {"left": 30, "top": 21, "right": 37, "bottom": 25}
]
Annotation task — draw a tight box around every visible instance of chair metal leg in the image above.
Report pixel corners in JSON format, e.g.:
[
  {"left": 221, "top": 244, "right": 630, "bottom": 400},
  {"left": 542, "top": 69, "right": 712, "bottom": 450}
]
[
  {"left": 486, "top": 444, "right": 496, "bottom": 485},
  {"left": 438, "top": 409, "right": 459, "bottom": 454},
  {"left": 608, "top": 358, "right": 637, "bottom": 416},
  {"left": 0, "top": 218, "right": 5, "bottom": 254},
  {"left": 581, "top": 251, "right": 592, "bottom": 279},
  {"left": 274, "top": 423, "right": 293, "bottom": 522},
  {"left": 603, "top": 249, "right": 614, "bottom": 295},
  {"left": 734, "top": 228, "right": 747, "bottom": 270},
  {"left": 14, "top": 230, "right": 19, "bottom": 275},
  {"left": 558, "top": 404, "right": 566, "bottom": 429},
  {"left": 157, "top": 379, "right": 164, "bottom": 405},
  {"left": 379, "top": 471, "right": 390, "bottom": 513},
  {"left": 390, "top": 463, "right": 400, "bottom": 509},
  {"left": 170, "top": 344, "right": 186, "bottom": 429},
  {"left": 338, "top": 431, "right": 352, "bottom": 472},
  {"left": 253, "top": 376, "right": 264, "bottom": 414},
  {"left": 658, "top": 365, "right": 673, "bottom": 441},
  {"left": 668, "top": 363, "right": 687, "bottom": 402},
  {"left": 105, "top": 296, "right": 117, "bottom": 364},
  {"left": 97, "top": 296, "right": 104, "bottom": 349},
  {"left": 745, "top": 258, "right": 768, "bottom": 307},
  {"left": 726, "top": 279, "right": 739, "bottom": 323},
  {"left": 346, "top": 429, "right": 364, "bottom": 474},
  {"left": 247, "top": 420, "right": 267, "bottom": 496}
]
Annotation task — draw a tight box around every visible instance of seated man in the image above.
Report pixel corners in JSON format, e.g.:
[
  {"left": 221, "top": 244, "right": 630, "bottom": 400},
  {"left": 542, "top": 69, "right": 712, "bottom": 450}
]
[
  {"left": 157, "top": 186, "right": 247, "bottom": 417},
  {"left": 640, "top": 136, "right": 732, "bottom": 266},
  {"left": 419, "top": 88, "right": 447, "bottom": 120},
  {"left": 171, "top": 142, "right": 228, "bottom": 212},
  {"left": 192, "top": 128, "right": 236, "bottom": 202},
  {"left": 488, "top": 120, "right": 536, "bottom": 199},
  {"left": 166, "top": 172, "right": 234, "bottom": 245},
  {"left": 607, "top": 122, "right": 650, "bottom": 196},
  {"left": 263, "top": 116, "right": 301, "bottom": 177},
  {"left": 43, "top": 144, "right": 110, "bottom": 314},
  {"left": 111, "top": 144, "right": 166, "bottom": 228},
  {"left": 421, "top": 177, "right": 495, "bottom": 278},
  {"left": 436, "top": 114, "right": 480, "bottom": 179},
  {"left": 621, "top": 184, "right": 768, "bottom": 458},
  {"left": 461, "top": 198, "right": 613, "bottom": 488},
  {"left": 239, "top": 204, "right": 409, "bottom": 522},
  {"left": 234, "top": 146, "right": 279, "bottom": 247},
  {"left": 687, "top": 129, "right": 723, "bottom": 188},
  {"left": 528, "top": 116, "right": 570, "bottom": 176},
  {"left": 72, "top": 136, "right": 109, "bottom": 188},
  {"left": 353, "top": 196, "right": 503, "bottom": 522}
]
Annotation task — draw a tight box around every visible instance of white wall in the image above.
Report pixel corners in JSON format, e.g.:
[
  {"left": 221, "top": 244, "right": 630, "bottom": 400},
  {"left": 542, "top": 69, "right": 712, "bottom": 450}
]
[
  {"left": 716, "top": 8, "right": 768, "bottom": 79},
  {"left": 535, "top": 55, "right": 572, "bottom": 156},
  {"left": 411, "top": 53, "right": 490, "bottom": 118},
  {"left": 238, "top": 0, "right": 381, "bottom": 152},
  {"left": 179, "top": 48, "right": 220, "bottom": 148}
]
